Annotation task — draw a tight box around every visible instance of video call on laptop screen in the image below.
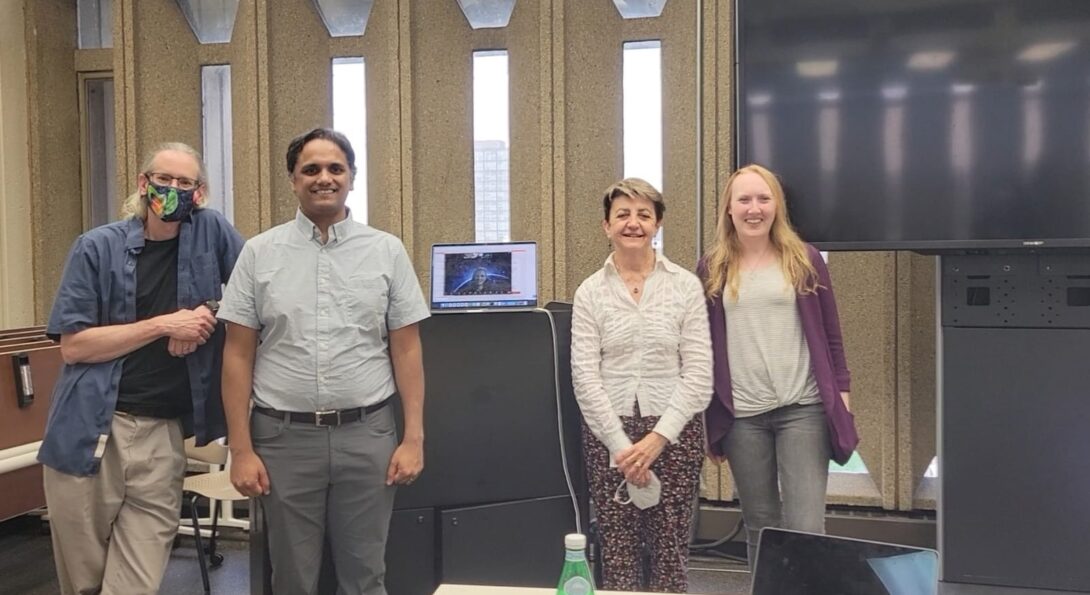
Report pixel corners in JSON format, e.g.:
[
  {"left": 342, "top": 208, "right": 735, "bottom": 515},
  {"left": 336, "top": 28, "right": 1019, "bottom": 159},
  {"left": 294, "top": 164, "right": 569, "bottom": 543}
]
[{"left": 430, "top": 242, "right": 538, "bottom": 312}]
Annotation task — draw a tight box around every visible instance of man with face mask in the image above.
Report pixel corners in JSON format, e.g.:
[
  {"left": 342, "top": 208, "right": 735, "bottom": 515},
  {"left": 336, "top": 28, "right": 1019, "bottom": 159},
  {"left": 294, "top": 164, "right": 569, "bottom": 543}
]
[{"left": 39, "top": 143, "right": 244, "bottom": 595}]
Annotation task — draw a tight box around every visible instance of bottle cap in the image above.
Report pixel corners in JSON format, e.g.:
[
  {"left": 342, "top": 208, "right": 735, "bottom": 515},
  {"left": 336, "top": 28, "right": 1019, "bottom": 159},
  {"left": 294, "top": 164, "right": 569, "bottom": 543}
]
[{"left": 564, "top": 533, "right": 587, "bottom": 550}]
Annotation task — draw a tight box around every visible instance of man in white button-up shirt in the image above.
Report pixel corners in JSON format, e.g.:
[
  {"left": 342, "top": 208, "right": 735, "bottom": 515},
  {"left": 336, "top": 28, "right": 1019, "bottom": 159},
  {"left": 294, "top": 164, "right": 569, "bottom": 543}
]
[
  {"left": 219, "top": 129, "right": 428, "bottom": 595},
  {"left": 570, "top": 178, "right": 712, "bottom": 593}
]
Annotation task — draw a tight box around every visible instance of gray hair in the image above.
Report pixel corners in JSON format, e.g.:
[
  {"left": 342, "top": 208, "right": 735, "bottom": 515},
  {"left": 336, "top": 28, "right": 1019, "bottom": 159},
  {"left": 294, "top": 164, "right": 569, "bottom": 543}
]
[{"left": 121, "top": 142, "right": 209, "bottom": 220}]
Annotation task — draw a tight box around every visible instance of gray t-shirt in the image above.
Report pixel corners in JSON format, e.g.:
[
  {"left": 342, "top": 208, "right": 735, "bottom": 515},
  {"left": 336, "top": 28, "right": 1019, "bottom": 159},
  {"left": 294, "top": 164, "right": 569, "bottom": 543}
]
[
  {"left": 218, "top": 210, "right": 430, "bottom": 412},
  {"left": 724, "top": 263, "right": 820, "bottom": 417}
]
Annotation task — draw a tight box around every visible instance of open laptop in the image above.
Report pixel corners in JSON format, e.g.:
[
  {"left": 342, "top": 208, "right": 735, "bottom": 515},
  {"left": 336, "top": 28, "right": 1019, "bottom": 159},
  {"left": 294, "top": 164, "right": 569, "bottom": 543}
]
[
  {"left": 430, "top": 242, "right": 538, "bottom": 313},
  {"left": 751, "top": 528, "right": 939, "bottom": 595}
]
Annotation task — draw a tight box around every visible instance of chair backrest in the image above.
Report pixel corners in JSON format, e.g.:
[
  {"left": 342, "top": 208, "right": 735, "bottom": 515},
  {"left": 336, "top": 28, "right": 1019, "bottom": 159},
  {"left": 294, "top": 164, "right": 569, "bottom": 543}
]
[{"left": 184, "top": 436, "right": 229, "bottom": 466}]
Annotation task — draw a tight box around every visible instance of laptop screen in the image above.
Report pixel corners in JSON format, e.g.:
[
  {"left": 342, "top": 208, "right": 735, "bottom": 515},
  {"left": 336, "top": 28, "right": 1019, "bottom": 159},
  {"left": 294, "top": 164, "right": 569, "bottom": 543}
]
[
  {"left": 430, "top": 242, "right": 538, "bottom": 312},
  {"left": 752, "top": 528, "right": 938, "bottom": 595}
]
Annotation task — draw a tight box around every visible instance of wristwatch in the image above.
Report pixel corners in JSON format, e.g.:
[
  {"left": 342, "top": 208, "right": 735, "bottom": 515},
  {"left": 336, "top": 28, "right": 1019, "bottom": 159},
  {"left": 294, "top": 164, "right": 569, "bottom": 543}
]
[{"left": 202, "top": 299, "right": 220, "bottom": 314}]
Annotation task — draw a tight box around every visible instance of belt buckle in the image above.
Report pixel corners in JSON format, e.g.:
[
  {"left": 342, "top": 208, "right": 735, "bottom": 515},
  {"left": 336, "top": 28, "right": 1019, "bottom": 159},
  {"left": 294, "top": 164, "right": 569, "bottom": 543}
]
[{"left": 315, "top": 409, "right": 340, "bottom": 427}]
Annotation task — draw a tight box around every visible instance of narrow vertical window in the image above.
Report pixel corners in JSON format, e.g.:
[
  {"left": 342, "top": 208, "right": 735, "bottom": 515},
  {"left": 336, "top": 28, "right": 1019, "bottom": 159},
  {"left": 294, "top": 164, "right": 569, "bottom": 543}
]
[
  {"left": 816, "top": 90, "right": 841, "bottom": 227},
  {"left": 78, "top": 0, "right": 113, "bottom": 49},
  {"left": 747, "top": 92, "right": 774, "bottom": 166},
  {"left": 881, "top": 85, "right": 907, "bottom": 235},
  {"left": 177, "top": 0, "right": 240, "bottom": 44},
  {"left": 83, "top": 77, "right": 117, "bottom": 227},
  {"left": 1021, "top": 83, "right": 1044, "bottom": 172},
  {"left": 949, "top": 84, "right": 975, "bottom": 239},
  {"left": 201, "top": 65, "right": 233, "bottom": 222},
  {"left": 332, "top": 57, "right": 368, "bottom": 223},
  {"left": 622, "top": 41, "right": 663, "bottom": 251},
  {"left": 473, "top": 50, "right": 510, "bottom": 243}
]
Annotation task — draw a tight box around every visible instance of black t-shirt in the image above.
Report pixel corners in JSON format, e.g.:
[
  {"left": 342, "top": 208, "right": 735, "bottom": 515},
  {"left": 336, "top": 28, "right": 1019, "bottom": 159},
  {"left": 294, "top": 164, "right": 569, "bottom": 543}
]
[{"left": 116, "top": 237, "right": 192, "bottom": 418}]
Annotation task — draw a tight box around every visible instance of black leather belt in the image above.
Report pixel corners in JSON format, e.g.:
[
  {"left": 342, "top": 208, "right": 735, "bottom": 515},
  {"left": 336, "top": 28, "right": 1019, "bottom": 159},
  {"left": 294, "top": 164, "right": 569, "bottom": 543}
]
[{"left": 254, "top": 398, "right": 390, "bottom": 428}]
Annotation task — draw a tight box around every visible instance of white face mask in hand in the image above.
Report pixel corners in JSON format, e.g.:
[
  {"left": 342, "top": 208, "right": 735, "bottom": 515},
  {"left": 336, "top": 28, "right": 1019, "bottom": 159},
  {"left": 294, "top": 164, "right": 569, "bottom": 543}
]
[{"left": 613, "top": 472, "right": 662, "bottom": 510}]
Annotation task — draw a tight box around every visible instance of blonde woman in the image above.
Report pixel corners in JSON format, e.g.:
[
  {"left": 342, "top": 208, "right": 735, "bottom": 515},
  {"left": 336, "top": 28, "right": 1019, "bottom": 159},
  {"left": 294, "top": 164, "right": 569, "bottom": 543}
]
[
  {"left": 699, "top": 164, "right": 859, "bottom": 565},
  {"left": 571, "top": 178, "right": 712, "bottom": 592}
]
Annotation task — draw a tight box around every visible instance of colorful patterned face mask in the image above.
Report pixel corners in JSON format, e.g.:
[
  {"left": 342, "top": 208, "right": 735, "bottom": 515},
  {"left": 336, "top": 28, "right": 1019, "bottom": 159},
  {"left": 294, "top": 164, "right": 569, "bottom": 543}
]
[{"left": 146, "top": 183, "right": 196, "bottom": 222}]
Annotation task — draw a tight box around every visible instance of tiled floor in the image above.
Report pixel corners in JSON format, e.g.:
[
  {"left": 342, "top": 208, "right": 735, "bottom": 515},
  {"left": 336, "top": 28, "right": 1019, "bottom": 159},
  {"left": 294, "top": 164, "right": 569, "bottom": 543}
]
[
  {"left": 0, "top": 515, "right": 253, "bottom": 595},
  {"left": 0, "top": 515, "right": 753, "bottom": 594},
  {"left": 688, "top": 557, "right": 753, "bottom": 594}
]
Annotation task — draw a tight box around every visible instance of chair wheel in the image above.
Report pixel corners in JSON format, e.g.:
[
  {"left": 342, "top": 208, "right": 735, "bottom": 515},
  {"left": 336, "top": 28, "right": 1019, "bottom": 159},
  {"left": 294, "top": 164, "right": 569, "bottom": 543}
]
[{"left": 210, "top": 552, "right": 224, "bottom": 567}]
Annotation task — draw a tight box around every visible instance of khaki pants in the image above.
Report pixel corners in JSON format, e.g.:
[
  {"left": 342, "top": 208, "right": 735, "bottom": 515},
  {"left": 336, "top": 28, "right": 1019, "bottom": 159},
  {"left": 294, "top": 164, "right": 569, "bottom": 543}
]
[{"left": 43, "top": 413, "right": 186, "bottom": 595}]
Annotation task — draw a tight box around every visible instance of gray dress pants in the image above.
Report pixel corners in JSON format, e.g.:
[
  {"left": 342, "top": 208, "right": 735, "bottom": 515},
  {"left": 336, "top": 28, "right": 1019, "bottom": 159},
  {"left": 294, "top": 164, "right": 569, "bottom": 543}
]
[
  {"left": 722, "top": 403, "right": 832, "bottom": 566},
  {"left": 253, "top": 405, "right": 398, "bottom": 595}
]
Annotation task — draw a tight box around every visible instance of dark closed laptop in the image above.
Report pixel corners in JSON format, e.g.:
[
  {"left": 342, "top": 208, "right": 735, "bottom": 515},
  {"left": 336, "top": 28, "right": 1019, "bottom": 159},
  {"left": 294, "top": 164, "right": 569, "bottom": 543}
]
[{"left": 751, "top": 528, "right": 938, "bottom": 595}]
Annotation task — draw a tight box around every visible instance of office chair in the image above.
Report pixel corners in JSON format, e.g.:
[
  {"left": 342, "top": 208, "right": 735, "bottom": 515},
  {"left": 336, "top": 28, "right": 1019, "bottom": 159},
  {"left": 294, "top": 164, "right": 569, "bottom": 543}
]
[{"left": 182, "top": 438, "right": 247, "bottom": 594}]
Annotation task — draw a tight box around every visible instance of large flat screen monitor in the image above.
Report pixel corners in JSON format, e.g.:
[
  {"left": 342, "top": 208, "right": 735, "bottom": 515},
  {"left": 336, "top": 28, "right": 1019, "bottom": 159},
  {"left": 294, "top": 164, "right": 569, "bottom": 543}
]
[
  {"left": 737, "top": 0, "right": 1090, "bottom": 250},
  {"left": 430, "top": 242, "right": 538, "bottom": 312}
]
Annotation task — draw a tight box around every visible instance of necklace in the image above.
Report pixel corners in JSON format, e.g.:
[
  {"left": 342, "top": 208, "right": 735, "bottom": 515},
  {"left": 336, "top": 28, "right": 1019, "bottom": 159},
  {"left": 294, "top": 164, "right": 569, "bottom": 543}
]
[
  {"left": 619, "top": 267, "right": 652, "bottom": 296},
  {"left": 623, "top": 274, "right": 646, "bottom": 294},
  {"left": 743, "top": 247, "right": 772, "bottom": 280},
  {"left": 616, "top": 252, "right": 654, "bottom": 297}
]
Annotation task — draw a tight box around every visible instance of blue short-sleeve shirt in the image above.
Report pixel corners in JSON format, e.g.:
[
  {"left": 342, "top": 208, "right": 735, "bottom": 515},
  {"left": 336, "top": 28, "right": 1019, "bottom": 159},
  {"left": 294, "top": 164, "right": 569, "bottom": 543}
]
[{"left": 39, "top": 208, "right": 244, "bottom": 476}]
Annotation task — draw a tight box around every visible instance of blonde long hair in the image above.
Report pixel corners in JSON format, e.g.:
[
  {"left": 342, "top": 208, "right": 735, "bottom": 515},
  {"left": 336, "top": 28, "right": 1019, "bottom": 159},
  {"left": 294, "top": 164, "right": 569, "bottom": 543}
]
[
  {"left": 120, "top": 142, "right": 209, "bottom": 220},
  {"left": 703, "top": 164, "right": 818, "bottom": 300}
]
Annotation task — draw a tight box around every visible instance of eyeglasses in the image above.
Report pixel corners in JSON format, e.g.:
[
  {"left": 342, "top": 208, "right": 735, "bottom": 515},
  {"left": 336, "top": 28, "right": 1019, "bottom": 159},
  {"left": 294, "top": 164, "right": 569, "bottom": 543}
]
[{"left": 145, "top": 171, "right": 201, "bottom": 191}]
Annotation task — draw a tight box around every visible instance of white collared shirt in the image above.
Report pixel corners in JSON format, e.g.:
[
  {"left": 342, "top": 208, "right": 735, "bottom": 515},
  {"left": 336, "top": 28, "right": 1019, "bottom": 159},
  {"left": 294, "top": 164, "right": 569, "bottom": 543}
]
[
  {"left": 218, "top": 209, "right": 430, "bottom": 412},
  {"left": 571, "top": 253, "right": 713, "bottom": 457}
]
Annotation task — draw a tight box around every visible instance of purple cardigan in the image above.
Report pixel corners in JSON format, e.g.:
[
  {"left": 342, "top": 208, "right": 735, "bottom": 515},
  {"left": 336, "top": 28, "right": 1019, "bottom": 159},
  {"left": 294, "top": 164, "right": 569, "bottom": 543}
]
[{"left": 699, "top": 244, "right": 859, "bottom": 465}]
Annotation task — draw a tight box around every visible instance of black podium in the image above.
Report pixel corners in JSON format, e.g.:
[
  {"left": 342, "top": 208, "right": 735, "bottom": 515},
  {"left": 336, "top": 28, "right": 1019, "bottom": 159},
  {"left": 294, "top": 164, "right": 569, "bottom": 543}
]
[
  {"left": 251, "top": 308, "right": 588, "bottom": 594},
  {"left": 939, "top": 252, "right": 1090, "bottom": 592}
]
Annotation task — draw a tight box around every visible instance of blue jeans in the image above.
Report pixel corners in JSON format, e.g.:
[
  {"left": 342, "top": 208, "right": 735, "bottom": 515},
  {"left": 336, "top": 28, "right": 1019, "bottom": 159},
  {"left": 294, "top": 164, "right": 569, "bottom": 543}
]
[{"left": 721, "top": 403, "right": 831, "bottom": 566}]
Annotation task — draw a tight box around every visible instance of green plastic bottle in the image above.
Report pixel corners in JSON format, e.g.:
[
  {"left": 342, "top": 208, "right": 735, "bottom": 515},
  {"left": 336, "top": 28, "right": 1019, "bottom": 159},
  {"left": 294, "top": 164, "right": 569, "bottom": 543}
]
[{"left": 556, "top": 533, "right": 596, "bottom": 595}]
